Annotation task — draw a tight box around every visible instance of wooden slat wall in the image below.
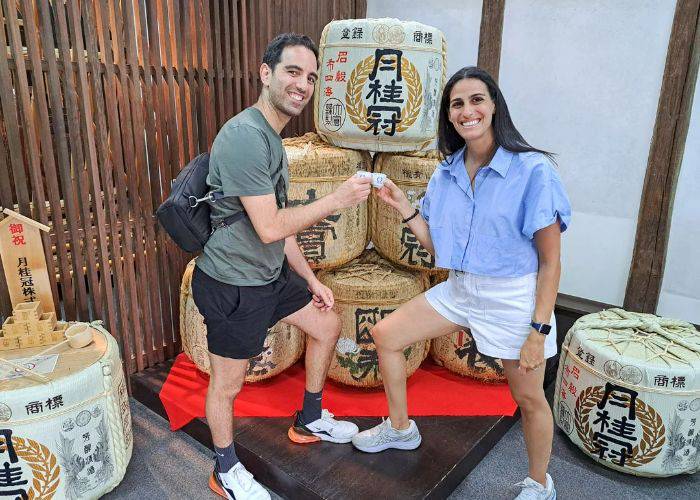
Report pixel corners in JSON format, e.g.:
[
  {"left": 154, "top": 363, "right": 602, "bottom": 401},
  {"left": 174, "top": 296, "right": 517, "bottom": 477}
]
[{"left": 0, "top": 0, "right": 366, "bottom": 381}]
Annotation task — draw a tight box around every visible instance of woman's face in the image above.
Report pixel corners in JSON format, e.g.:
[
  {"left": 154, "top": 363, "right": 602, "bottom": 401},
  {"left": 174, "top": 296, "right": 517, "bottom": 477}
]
[{"left": 447, "top": 78, "right": 496, "bottom": 144}]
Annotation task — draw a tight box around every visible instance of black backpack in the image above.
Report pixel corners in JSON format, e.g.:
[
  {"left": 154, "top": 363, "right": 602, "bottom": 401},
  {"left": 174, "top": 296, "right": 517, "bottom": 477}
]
[{"left": 155, "top": 153, "right": 246, "bottom": 252}]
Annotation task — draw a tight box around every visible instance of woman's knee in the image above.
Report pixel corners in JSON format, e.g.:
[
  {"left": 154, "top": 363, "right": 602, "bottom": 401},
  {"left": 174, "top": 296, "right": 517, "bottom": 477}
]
[
  {"left": 371, "top": 320, "right": 401, "bottom": 352},
  {"left": 511, "top": 388, "right": 547, "bottom": 413}
]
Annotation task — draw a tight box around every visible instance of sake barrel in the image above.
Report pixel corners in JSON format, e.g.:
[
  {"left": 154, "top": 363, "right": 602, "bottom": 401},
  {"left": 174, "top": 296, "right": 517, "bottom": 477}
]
[
  {"left": 431, "top": 329, "right": 506, "bottom": 383},
  {"left": 180, "top": 260, "right": 305, "bottom": 381},
  {"left": 314, "top": 18, "right": 447, "bottom": 152},
  {"left": 317, "top": 250, "right": 429, "bottom": 387},
  {"left": 0, "top": 321, "right": 132, "bottom": 498},
  {"left": 284, "top": 133, "right": 371, "bottom": 269},
  {"left": 554, "top": 308, "right": 700, "bottom": 477},
  {"left": 370, "top": 150, "right": 442, "bottom": 273}
]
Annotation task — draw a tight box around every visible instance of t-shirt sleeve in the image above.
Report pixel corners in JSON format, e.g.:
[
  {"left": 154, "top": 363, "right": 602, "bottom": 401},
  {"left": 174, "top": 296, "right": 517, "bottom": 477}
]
[
  {"left": 419, "top": 171, "right": 438, "bottom": 223},
  {"left": 211, "top": 124, "right": 274, "bottom": 197},
  {"left": 522, "top": 162, "right": 572, "bottom": 239}
]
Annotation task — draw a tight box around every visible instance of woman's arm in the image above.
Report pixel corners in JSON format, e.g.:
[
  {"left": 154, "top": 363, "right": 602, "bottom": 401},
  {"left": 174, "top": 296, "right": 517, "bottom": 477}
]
[
  {"left": 376, "top": 180, "right": 435, "bottom": 255},
  {"left": 518, "top": 220, "right": 561, "bottom": 373}
]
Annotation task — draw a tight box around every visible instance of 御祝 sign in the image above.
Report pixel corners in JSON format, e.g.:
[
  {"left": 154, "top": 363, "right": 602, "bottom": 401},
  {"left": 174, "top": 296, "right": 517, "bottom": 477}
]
[
  {"left": 314, "top": 18, "right": 446, "bottom": 152},
  {"left": 0, "top": 208, "right": 54, "bottom": 314}
]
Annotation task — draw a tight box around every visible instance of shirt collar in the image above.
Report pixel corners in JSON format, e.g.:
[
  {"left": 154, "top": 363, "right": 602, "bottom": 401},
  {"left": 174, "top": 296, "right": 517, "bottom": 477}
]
[
  {"left": 438, "top": 145, "right": 515, "bottom": 178},
  {"left": 487, "top": 147, "right": 515, "bottom": 177}
]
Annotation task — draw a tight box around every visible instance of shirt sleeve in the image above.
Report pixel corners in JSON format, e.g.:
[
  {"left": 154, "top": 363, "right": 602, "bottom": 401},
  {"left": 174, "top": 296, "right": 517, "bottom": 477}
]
[
  {"left": 419, "top": 173, "right": 436, "bottom": 223},
  {"left": 521, "top": 162, "right": 572, "bottom": 239},
  {"left": 211, "top": 124, "right": 274, "bottom": 198}
]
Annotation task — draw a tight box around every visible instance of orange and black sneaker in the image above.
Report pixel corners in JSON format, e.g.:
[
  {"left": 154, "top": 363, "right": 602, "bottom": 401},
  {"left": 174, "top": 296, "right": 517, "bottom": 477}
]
[{"left": 287, "top": 409, "right": 359, "bottom": 444}]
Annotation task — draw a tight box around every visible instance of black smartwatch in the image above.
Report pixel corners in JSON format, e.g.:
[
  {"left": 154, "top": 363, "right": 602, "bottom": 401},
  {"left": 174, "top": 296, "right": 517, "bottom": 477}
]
[{"left": 530, "top": 321, "right": 552, "bottom": 335}]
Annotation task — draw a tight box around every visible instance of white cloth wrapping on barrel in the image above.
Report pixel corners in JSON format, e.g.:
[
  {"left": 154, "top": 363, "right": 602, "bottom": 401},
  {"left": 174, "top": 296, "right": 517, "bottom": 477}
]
[
  {"left": 0, "top": 322, "right": 132, "bottom": 499},
  {"left": 314, "top": 18, "right": 446, "bottom": 152}
]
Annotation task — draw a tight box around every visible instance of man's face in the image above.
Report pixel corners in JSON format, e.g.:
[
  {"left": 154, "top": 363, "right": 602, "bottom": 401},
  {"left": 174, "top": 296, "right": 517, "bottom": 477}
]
[{"left": 262, "top": 45, "right": 318, "bottom": 117}]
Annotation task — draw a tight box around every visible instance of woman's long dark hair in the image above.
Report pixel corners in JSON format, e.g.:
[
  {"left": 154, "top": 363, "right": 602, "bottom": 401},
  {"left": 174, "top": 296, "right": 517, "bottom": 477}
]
[{"left": 437, "top": 66, "right": 555, "bottom": 164}]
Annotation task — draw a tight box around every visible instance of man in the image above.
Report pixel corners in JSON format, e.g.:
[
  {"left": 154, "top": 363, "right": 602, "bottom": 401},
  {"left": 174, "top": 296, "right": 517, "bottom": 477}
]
[{"left": 191, "top": 33, "right": 371, "bottom": 500}]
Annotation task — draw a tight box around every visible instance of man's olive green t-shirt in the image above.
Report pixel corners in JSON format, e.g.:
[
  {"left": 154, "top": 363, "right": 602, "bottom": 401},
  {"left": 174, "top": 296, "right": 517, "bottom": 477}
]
[{"left": 196, "top": 107, "right": 288, "bottom": 286}]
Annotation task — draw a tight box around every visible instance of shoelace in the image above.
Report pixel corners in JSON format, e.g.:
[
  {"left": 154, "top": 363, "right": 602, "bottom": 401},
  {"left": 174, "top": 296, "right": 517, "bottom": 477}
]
[
  {"left": 321, "top": 409, "right": 335, "bottom": 421},
  {"left": 366, "top": 417, "right": 390, "bottom": 437},
  {"left": 514, "top": 478, "right": 546, "bottom": 496},
  {"left": 233, "top": 465, "right": 254, "bottom": 492}
]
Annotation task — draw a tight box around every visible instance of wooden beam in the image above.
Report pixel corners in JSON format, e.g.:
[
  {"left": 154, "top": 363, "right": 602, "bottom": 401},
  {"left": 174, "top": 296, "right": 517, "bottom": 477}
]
[
  {"left": 625, "top": 0, "right": 700, "bottom": 313},
  {"left": 477, "top": 0, "right": 506, "bottom": 81}
]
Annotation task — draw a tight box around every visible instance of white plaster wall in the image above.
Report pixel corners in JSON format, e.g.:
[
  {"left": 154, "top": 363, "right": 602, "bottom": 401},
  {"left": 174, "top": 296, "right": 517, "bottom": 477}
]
[
  {"left": 498, "top": 0, "right": 676, "bottom": 305},
  {"left": 657, "top": 72, "right": 700, "bottom": 325},
  {"left": 366, "top": 0, "right": 483, "bottom": 77},
  {"left": 365, "top": 1, "right": 697, "bottom": 320}
]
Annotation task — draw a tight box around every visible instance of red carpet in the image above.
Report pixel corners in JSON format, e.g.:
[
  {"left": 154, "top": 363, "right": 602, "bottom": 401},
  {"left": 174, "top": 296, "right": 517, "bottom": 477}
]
[{"left": 159, "top": 353, "right": 517, "bottom": 431}]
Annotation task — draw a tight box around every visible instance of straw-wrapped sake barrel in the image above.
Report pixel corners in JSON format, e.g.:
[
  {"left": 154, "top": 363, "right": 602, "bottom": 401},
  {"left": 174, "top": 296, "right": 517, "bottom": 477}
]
[
  {"left": 284, "top": 133, "right": 371, "bottom": 269},
  {"left": 0, "top": 322, "right": 132, "bottom": 499},
  {"left": 430, "top": 329, "right": 505, "bottom": 383},
  {"left": 317, "top": 250, "right": 429, "bottom": 387},
  {"left": 370, "top": 150, "right": 442, "bottom": 273},
  {"left": 314, "top": 18, "right": 446, "bottom": 152},
  {"left": 180, "top": 260, "right": 305, "bottom": 381},
  {"left": 554, "top": 308, "right": 700, "bottom": 477}
]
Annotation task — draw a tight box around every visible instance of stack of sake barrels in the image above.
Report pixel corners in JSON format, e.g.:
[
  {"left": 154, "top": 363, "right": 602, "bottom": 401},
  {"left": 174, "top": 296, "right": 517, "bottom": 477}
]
[
  {"left": 1, "top": 321, "right": 133, "bottom": 498},
  {"left": 554, "top": 308, "right": 700, "bottom": 477},
  {"left": 180, "top": 18, "right": 500, "bottom": 385}
]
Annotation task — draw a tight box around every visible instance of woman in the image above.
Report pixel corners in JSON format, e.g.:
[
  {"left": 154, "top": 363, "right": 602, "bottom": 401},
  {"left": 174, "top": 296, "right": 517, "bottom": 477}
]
[{"left": 352, "top": 67, "right": 571, "bottom": 500}]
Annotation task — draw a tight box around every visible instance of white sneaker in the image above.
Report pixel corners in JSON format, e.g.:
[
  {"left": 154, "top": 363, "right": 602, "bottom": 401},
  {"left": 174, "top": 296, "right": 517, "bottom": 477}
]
[
  {"left": 514, "top": 473, "right": 556, "bottom": 500},
  {"left": 352, "top": 417, "right": 422, "bottom": 453},
  {"left": 288, "top": 409, "right": 359, "bottom": 444},
  {"left": 209, "top": 461, "right": 271, "bottom": 500}
]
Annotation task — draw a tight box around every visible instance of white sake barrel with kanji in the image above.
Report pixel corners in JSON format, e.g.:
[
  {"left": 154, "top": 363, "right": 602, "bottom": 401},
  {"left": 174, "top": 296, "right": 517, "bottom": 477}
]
[
  {"left": 370, "top": 150, "right": 442, "bottom": 272},
  {"left": 0, "top": 322, "right": 132, "bottom": 499},
  {"left": 284, "top": 133, "right": 370, "bottom": 269},
  {"left": 180, "top": 260, "right": 306, "bottom": 381},
  {"left": 314, "top": 18, "right": 446, "bottom": 152},
  {"left": 317, "top": 250, "right": 429, "bottom": 388},
  {"left": 554, "top": 308, "right": 700, "bottom": 477}
]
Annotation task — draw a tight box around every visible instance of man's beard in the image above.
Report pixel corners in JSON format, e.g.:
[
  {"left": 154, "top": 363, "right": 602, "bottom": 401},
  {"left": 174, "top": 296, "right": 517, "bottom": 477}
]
[{"left": 269, "top": 86, "right": 305, "bottom": 117}]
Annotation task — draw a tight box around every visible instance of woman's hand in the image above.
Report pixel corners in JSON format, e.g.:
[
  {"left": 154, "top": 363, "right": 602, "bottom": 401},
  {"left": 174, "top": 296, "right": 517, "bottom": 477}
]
[
  {"left": 518, "top": 332, "right": 546, "bottom": 374},
  {"left": 307, "top": 277, "right": 334, "bottom": 312},
  {"left": 376, "top": 179, "right": 414, "bottom": 218}
]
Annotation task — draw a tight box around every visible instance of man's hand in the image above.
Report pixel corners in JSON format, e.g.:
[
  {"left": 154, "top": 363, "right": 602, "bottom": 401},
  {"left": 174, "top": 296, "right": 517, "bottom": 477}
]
[
  {"left": 307, "top": 277, "right": 334, "bottom": 311},
  {"left": 518, "top": 331, "right": 545, "bottom": 374},
  {"left": 330, "top": 175, "right": 372, "bottom": 209}
]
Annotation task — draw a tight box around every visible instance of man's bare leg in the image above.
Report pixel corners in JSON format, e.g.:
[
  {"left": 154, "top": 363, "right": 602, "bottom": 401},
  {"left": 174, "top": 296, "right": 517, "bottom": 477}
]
[{"left": 206, "top": 353, "right": 249, "bottom": 452}]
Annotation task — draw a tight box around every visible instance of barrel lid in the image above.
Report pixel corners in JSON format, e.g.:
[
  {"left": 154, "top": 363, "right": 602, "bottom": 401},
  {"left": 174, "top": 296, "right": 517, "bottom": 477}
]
[
  {"left": 284, "top": 133, "right": 369, "bottom": 178},
  {"left": 318, "top": 250, "right": 424, "bottom": 303},
  {"left": 568, "top": 309, "right": 700, "bottom": 373},
  {"left": 1, "top": 324, "right": 108, "bottom": 392}
]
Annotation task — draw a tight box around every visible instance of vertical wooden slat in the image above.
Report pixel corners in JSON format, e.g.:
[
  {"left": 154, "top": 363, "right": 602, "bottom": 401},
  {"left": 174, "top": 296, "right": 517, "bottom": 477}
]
[
  {"left": 36, "top": 0, "right": 89, "bottom": 318},
  {"left": 20, "top": 0, "right": 74, "bottom": 316},
  {"left": 53, "top": 0, "right": 98, "bottom": 321},
  {"left": 625, "top": 0, "right": 700, "bottom": 313},
  {"left": 0, "top": 1, "right": 31, "bottom": 215},
  {"left": 222, "top": 0, "right": 233, "bottom": 119},
  {"left": 212, "top": 0, "right": 224, "bottom": 127},
  {"left": 65, "top": 0, "right": 119, "bottom": 344},
  {"left": 122, "top": 0, "right": 162, "bottom": 370},
  {"left": 231, "top": 0, "right": 243, "bottom": 113},
  {"left": 202, "top": 0, "right": 217, "bottom": 145},
  {"left": 78, "top": 0, "right": 135, "bottom": 371},
  {"left": 477, "top": 0, "right": 506, "bottom": 81},
  {"left": 4, "top": 0, "right": 61, "bottom": 312},
  {"left": 137, "top": 0, "right": 171, "bottom": 363},
  {"left": 172, "top": 0, "right": 190, "bottom": 162},
  {"left": 239, "top": 0, "right": 251, "bottom": 107}
]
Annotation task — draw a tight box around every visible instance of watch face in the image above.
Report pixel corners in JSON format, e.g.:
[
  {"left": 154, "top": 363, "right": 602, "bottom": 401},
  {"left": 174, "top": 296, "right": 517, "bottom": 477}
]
[{"left": 540, "top": 324, "right": 552, "bottom": 335}]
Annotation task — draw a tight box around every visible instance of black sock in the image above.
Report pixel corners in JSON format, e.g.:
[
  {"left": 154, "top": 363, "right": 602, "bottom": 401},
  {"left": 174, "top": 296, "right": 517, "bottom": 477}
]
[
  {"left": 300, "top": 389, "right": 323, "bottom": 423},
  {"left": 214, "top": 441, "right": 239, "bottom": 473}
]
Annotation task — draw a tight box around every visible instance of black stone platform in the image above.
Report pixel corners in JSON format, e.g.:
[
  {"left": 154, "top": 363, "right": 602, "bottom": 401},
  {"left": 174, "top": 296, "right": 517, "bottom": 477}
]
[{"left": 131, "top": 304, "right": 588, "bottom": 499}]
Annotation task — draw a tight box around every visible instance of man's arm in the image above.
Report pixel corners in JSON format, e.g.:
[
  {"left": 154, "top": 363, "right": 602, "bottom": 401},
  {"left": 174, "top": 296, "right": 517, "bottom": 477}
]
[
  {"left": 240, "top": 175, "right": 371, "bottom": 244},
  {"left": 284, "top": 235, "right": 334, "bottom": 311}
]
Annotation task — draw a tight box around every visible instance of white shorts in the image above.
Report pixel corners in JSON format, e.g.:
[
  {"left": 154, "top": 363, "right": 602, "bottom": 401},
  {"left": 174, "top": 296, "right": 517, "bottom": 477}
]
[{"left": 425, "top": 270, "right": 557, "bottom": 360}]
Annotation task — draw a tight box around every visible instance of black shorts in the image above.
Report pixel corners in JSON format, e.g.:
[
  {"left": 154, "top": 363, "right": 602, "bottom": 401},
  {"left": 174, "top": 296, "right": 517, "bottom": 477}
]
[{"left": 191, "top": 261, "right": 312, "bottom": 359}]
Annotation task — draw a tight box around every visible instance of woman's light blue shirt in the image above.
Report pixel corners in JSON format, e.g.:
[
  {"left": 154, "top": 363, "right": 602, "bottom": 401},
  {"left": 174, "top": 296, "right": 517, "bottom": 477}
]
[{"left": 420, "top": 146, "right": 571, "bottom": 277}]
